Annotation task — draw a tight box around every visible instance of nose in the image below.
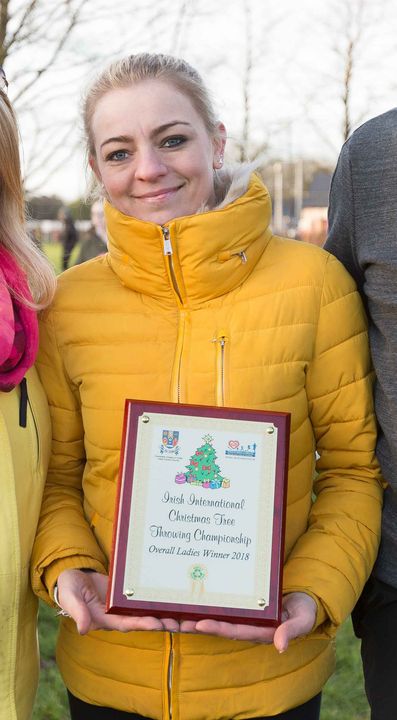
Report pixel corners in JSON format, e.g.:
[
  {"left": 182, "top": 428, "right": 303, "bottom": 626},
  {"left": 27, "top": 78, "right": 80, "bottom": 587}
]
[{"left": 135, "top": 146, "right": 167, "bottom": 181}]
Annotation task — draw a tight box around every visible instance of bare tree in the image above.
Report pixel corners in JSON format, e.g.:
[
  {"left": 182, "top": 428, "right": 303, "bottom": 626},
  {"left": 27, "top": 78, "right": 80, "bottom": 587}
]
[
  {"left": 239, "top": 0, "right": 253, "bottom": 162},
  {"left": 1, "top": 1, "right": 88, "bottom": 94},
  {"left": 226, "top": 0, "right": 287, "bottom": 165},
  {"left": 0, "top": 0, "right": 94, "bottom": 193},
  {"left": 333, "top": 0, "right": 366, "bottom": 141},
  {"left": 302, "top": 0, "right": 395, "bottom": 149}
]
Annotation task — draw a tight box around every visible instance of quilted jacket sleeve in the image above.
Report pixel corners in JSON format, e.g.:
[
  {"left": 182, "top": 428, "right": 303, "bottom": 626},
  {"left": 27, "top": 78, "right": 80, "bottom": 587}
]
[
  {"left": 31, "top": 309, "right": 107, "bottom": 605},
  {"left": 282, "top": 253, "right": 383, "bottom": 635}
]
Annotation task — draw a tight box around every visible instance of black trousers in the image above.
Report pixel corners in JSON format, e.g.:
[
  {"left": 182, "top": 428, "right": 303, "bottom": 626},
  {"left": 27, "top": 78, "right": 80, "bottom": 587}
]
[
  {"left": 68, "top": 690, "right": 321, "bottom": 720},
  {"left": 352, "top": 575, "right": 397, "bottom": 720}
]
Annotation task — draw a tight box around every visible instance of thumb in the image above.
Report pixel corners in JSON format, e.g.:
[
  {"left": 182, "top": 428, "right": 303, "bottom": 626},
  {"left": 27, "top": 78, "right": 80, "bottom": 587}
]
[
  {"left": 273, "top": 615, "right": 301, "bottom": 653},
  {"left": 273, "top": 593, "right": 317, "bottom": 653},
  {"left": 62, "top": 591, "right": 93, "bottom": 635}
]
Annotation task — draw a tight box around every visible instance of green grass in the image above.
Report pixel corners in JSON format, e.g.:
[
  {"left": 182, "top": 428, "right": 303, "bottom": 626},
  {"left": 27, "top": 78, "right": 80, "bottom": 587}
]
[
  {"left": 322, "top": 619, "right": 369, "bottom": 720},
  {"left": 41, "top": 242, "right": 80, "bottom": 275},
  {"left": 33, "top": 603, "right": 68, "bottom": 720},
  {"left": 33, "top": 604, "right": 369, "bottom": 719}
]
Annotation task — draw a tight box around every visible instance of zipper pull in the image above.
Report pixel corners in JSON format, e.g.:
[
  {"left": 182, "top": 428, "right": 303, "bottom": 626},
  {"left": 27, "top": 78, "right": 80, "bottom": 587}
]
[
  {"left": 217, "top": 250, "right": 247, "bottom": 263},
  {"left": 212, "top": 333, "right": 228, "bottom": 346},
  {"left": 19, "top": 377, "right": 28, "bottom": 428},
  {"left": 162, "top": 226, "right": 172, "bottom": 255}
]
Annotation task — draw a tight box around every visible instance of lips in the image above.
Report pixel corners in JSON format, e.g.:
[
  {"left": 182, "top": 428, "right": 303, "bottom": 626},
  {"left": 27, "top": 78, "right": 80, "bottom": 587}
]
[{"left": 135, "top": 185, "right": 183, "bottom": 201}]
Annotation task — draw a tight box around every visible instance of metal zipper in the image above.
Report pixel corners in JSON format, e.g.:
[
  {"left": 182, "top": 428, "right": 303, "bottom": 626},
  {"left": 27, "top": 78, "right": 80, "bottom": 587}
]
[
  {"left": 162, "top": 226, "right": 183, "bottom": 305},
  {"left": 174, "top": 312, "right": 186, "bottom": 403},
  {"left": 214, "top": 333, "right": 228, "bottom": 406},
  {"left": 161, "top": 226, "right": 185, "bottom": 402},
  {"left": 167, "top": 632, "right": 174, "bottom": 719},
  {"left": 161, "top": 227, "right": 178, "bottom": 714},
  {"left": 162, "top": 226, "right": 172, "bottom": 255}
]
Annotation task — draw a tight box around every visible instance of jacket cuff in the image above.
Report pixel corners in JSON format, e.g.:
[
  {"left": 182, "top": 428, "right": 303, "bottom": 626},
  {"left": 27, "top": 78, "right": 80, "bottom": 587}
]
[
  {"left": 37, "top": 555, "right": 107, "bottom": 605},
  {"left": 294, "top": 590, "right": 328, "bottom": 631}
]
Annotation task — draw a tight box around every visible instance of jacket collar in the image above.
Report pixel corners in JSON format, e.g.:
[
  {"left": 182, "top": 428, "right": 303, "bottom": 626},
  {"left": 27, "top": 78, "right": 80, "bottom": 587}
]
[{"left": 105, "top": 174, "right": 272, "bottom": 306}]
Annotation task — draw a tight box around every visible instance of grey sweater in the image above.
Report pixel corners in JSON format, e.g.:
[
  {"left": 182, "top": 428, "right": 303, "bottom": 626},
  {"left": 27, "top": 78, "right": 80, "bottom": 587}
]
[{"left": 326, "top": 108, "right": 397, "bottom": 588}]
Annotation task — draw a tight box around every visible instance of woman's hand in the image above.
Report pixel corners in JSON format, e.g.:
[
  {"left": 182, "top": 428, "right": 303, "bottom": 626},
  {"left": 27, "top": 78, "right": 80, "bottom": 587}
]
[
  {"left": 56, "top": 569, "right": 180, "bottom": 635},
  {"left": 180, "top": 592, "right": 317, "bottom": 652}
]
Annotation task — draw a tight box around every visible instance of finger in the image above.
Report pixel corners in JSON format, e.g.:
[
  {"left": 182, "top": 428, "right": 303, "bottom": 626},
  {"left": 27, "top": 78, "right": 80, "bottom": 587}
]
[
  {"left": 273, "top": 621, "right": 290, "bottom": 653},
  {"left": 273, "top": 614, "right": 310, "bottom": 653},
  {"left": 195, "top": 619, "right": 275, "bottom": 643},
  {"left": 161, "top": 618, "right": 180, "bottom": 632},
  {"left": 98, "top": 613, "right": 164, "bottom": 633},
  {"left": 60, "top": 594, "right": 93, "bottom": 635},
  {"left": 180, "top": 620, "right": 198, "bottom": 633}
]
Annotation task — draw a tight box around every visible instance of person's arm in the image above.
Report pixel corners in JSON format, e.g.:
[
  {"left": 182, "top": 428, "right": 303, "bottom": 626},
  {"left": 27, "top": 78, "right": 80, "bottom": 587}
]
[
  {"left": 182, "top": 255, "right": 382, "bottom": 648},
  {"left": 282, "top": 253, "right": 383, "bottom": 634},
  {"left": 325, "top": 140, "right": 364, "bottom": 291},
  {"left": 31, "top": 308, "right": 108, "bottom": 603},
  {"left": 31, "top": 309, "right": 179, "bottom": 634}
]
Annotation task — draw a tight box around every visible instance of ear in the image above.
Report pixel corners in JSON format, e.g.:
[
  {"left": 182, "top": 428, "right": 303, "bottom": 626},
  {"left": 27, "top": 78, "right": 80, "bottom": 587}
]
[{"left": 212, "top": 122, "right": 227, "bottom": 170}]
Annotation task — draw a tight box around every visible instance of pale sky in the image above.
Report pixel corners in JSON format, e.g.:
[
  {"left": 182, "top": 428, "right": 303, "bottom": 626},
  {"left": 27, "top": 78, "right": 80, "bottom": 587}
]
[{"left": 8, "top": 0, "right": 397, "bottom": 201}]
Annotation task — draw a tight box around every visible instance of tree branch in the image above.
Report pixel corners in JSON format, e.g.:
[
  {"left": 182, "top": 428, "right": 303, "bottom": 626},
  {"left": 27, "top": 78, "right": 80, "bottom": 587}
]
[{"left": 12, "top": 0, "right": 88, "bottom": 103}]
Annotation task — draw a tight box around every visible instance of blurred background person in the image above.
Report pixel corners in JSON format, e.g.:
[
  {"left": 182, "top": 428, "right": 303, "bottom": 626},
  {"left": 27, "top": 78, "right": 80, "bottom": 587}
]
[
  {"left": 58, "top": 205, "right": 78, "bottom": 270},
  {"left": 0, "top": 65, "right": 56, "bottom": 718},
  {"left": 75, "top": 200, "right": 107, "bottom": 264}
]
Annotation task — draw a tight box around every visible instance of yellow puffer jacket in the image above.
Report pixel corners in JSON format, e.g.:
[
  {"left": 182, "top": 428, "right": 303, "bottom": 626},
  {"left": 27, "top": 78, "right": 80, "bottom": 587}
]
[
  {"left": 0, "top": 367, "right": 51, "bottom": 720},
  {"left": 31, "top": 175, "right": 382, "bottom": 718}
]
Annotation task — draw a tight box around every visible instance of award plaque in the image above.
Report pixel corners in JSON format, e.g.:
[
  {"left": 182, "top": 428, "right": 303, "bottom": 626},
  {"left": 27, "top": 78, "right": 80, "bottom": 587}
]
[{"left": 107, "top": 401, "right": 290, "bottom": 626}]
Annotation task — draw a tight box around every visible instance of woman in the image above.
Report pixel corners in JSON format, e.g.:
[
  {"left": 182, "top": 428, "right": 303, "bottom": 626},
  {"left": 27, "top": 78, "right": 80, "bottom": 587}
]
[
  {"left": 0, "top": 67, "right": 56, "bottom": 718},
  {"left": 31, "top": 53, "right": 383, "bottom": 720}
]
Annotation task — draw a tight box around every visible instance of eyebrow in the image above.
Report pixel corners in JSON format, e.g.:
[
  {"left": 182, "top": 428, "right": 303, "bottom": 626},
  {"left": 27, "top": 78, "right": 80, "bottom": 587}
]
[{"left": 100, "top": 121, "right": 191, "bottom": 150}]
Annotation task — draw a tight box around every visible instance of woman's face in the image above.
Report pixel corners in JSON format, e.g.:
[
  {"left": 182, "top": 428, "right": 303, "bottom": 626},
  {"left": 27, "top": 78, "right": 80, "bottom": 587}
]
[{"left": 90, "top": 79, "right": 226, "bottom": 225}]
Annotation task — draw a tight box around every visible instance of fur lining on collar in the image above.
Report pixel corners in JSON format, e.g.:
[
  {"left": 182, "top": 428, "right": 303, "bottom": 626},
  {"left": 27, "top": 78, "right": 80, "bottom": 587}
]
[
  {"left": 213, "top": 162, "right": 258, "bottom": 209},
  {"left": 197, "top": 162, "right": 258, "bottom": 214}
]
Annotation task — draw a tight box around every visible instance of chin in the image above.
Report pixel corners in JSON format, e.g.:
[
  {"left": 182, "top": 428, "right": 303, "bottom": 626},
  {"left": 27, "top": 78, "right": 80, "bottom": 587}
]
[
  {"left": 146, "top": 208, "right": 188, "bottom": 225},
  {"left": 121, "top": 200, "right": 197, "bottom": 225}
]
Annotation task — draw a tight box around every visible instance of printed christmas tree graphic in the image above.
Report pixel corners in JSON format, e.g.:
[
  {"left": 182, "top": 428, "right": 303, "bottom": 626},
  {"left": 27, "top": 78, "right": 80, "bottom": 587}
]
[{"left": 175, "top": 434, "right": 230, "bottom": 490}]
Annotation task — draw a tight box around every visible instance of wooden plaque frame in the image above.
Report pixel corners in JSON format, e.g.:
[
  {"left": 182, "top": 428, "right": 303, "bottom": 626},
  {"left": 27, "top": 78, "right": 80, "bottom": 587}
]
[{"left": 107, "top": 400, "right": 290, "bottom": 626}]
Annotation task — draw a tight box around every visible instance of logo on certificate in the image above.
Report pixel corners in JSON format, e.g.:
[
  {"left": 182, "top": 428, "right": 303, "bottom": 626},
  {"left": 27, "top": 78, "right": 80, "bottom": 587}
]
[
  {"left": 225, "top": 440, "right": 257, "bottom": 459},
  {"left": 189, "top": 564, "right": 208, "bottom": 596},
  {"left": 159, "top": 430, "right": 180, "bottom": 456}
]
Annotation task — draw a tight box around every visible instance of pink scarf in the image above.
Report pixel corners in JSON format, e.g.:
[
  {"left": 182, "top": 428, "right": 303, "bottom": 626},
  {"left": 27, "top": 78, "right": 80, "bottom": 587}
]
[{"left": 0, "top": 246, "right": 38, "bottom": 391}]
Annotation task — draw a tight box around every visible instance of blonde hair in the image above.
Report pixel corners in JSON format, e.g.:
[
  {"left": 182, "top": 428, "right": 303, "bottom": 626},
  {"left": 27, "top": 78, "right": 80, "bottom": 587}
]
[
  {"left": 83, "top": 53, "right": 222, "bottom": 198},
  {"left": 0, "top": 91, "right": 55, "bottom": 308}
]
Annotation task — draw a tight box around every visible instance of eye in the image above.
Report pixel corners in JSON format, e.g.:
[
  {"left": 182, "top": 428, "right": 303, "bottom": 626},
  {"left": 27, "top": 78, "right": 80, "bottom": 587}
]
[
  {"left": 106, "top": 149, "right": 128, "bottom": 162},
  {"left": 161, "top": 135, "right": 187, "bottom": 149}
]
